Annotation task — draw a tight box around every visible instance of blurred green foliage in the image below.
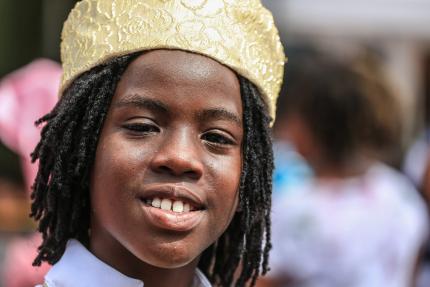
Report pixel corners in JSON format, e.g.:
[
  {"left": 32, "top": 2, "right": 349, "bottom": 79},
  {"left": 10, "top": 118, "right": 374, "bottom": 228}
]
[
  {"left": 0, "top": 1, "right": 42, "bottom": 77},
  {"left": 0, "top": 0, "right": 77, "bottom": 77}
]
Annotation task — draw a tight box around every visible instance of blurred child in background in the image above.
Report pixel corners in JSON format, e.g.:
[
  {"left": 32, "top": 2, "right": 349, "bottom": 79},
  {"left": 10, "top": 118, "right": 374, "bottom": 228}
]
[{"left": 257, "top": 51, "right": 429, "bottom": 287}]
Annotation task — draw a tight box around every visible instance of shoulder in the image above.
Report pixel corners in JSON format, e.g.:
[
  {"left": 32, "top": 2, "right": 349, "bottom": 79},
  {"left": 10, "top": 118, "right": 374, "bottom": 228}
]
[
  {"left": 367, "top": 163, "right": 429, "bottom": 240},
  {"left": 367, "top": 163, "right": 424, "bottom": 205}
]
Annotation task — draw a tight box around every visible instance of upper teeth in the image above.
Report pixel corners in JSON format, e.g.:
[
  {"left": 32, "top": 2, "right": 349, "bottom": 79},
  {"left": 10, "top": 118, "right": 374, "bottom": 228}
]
[{"left": 148, "top": 197, "right": 191, "bottom": 213}]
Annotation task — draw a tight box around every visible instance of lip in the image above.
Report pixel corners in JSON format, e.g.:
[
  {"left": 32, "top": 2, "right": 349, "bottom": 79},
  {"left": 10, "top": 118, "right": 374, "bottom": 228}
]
[
  {"left": 137, "top": 184, "right": 207, "bottom": 232},
  {"left": 137, "top": 183, "right": 207, "bottom": 210},
  {"left": 140, "top": 204, "right": 205, "bottom": 232}
]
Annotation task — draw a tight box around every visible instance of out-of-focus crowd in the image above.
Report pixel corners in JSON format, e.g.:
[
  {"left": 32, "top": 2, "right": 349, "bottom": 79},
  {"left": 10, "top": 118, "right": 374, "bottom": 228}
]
[{"left": 256, "top": 47, "right": 430, "bottom": 287}]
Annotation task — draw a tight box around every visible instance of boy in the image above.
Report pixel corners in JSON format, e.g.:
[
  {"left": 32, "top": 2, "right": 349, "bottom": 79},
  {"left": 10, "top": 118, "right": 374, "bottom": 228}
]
[{"left": 31, "top": 0, "right": 285, "bottom": 286}]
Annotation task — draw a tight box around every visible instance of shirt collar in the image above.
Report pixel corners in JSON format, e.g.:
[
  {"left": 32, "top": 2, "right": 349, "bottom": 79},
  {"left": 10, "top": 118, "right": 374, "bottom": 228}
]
[{"left": 44, "top": 239, "right": 211, "bottom": 287}]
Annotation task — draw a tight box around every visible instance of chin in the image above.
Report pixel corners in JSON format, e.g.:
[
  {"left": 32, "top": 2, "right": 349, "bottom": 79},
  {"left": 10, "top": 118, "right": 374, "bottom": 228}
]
[
  {"left": 136, "top": 241, "right": 201, "bottom": 269},
  {"left": 150, "top": 258, "right": 196, "bottom": 269}
]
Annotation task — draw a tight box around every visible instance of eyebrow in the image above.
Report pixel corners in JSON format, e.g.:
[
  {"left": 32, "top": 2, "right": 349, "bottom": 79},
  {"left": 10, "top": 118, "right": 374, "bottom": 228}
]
[
  {"left": 114, "top": 94, "right": 241, "bottom": 126},
  {"left": 113, "top": 94, "right": 168, "bottom": 113},
  {"left": 196, "top": 108, "right": 242, "bottom": 127}
]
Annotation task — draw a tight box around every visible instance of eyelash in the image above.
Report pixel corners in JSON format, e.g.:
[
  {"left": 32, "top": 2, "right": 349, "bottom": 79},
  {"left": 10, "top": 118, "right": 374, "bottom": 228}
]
[
  {"left": 201, "top": 131, "right": 235, "bottom": 146},
  {"left": 123, "top": 123, "right": 236, "bottom": 147},
  {"left": 123, "top": 123, "right": 160, "bottom": 134}
]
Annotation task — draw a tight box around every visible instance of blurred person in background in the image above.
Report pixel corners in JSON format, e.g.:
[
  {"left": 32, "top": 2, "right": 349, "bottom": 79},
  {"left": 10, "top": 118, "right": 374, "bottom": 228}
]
[
  {"left": 0, "top": 59, "right": 61, "bottom": 287},
  {"left": 418, "top": 153, "right": 430, "bottom": 287},
  {"left": 401, "top": 50, "right": 430, "bottom": 287},
  {"left": 270, "top": 48, "right": 314, "bottom": 199},
  {"left": 257, "top": 50, "right": 429, "bottom": 287}
]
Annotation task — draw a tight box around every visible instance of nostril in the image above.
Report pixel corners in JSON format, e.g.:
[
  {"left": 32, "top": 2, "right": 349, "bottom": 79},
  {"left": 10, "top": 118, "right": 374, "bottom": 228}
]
[
  {"left": 156, "top": 165, "right": 173, "bottom": 174},
  {"left": 155, "top": 165, "right": 201, "bottom": 179},
  {"left": 183, "top": 170, "right": 201, "bottom": 180},
  {"left": 155, "top": 165, "right": 201, "bottom": 180},
  {"left": 151, "top": 154, "right": 203, "bottom": 179}
]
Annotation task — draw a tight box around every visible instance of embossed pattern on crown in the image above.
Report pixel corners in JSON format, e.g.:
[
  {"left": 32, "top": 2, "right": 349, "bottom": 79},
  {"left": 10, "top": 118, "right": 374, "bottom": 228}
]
[{"left": 61, "top": 0, "right": 285, "bottom": 122}]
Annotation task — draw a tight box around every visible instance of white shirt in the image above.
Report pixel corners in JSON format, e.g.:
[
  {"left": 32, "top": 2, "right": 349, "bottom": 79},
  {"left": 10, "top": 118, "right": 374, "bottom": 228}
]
[
  {"left": 37, "top": 239, "right": 212, "bottom": 287},
  {"left": 269, "top": 163, "right": 429, "bottom": 287}
]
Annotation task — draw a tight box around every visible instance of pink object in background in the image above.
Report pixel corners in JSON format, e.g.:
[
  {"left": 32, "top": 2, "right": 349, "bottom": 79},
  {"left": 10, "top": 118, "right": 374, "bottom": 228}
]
[
  {"left": 2, "top": 234, "right": 51, "bottom": 287},
  {"left": 0, "top": 59, "right": 61, "bottom": 287},
  {"left": 0, "top": 58, "right": 61, "bottom": 192}
]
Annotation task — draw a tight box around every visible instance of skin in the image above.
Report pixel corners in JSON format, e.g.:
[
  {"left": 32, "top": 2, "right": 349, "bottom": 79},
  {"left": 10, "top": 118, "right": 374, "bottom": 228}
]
[{"left": 89, "top": 50, "right": 243, "bottom": 287}]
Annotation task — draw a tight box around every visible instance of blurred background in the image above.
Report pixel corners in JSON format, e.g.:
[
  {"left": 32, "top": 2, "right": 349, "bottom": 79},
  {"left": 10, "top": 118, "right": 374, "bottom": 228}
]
[
  {"left": 0, "top": 0, "right": 429, "bottom": 286},
  {"left": 260, "top": 1, "right": 430, "bottom": 287}
]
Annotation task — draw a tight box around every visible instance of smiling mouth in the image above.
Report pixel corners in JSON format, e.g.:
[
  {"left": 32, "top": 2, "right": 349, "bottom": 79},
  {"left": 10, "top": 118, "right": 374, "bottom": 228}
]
[
  {"left": 140, "top": 197, "right": 203, "bottom": 214},
  {"left": 139, "top": 197, "right": 205, "bottom": 232},
  {"left": 137, "top": 184, "right": 207, "bottom": 231}
]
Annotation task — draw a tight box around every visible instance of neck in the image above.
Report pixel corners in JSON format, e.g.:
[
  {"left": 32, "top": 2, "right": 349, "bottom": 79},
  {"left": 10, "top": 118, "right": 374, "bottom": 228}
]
[
  {"left": 312, "top": 156, "right": 371, "bottom": 180},
  {"left": 89, "top": 233, "right": 200, "bottom": 287},
  {"left": 131, "top": 262, "right": 199, "bottom": 287}
]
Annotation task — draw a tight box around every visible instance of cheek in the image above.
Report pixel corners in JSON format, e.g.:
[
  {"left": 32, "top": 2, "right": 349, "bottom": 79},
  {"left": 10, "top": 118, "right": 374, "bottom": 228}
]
[
  {"left": 91, "top": 145, "right": 126, "bottom": 220},
  {"left": 90, "top": 138, "right": 148, "bottom": 219},
  {"left": 205, "top": 153, "right": 242, "bottom": 225},
  {"left": 92, "top": 136, "right": 152, "bottom": 186}
]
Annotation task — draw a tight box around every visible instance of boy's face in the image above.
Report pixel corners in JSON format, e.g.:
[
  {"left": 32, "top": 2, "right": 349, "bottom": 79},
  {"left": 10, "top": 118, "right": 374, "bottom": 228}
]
[{"left": 89, "top": 50, "right": 243, "bottom": 271}]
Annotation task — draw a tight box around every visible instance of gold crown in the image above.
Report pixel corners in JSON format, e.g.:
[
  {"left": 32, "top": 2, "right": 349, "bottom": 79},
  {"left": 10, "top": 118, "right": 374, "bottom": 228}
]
[{"left": 61, "top": 0, "right": 285, "bottom": 122}]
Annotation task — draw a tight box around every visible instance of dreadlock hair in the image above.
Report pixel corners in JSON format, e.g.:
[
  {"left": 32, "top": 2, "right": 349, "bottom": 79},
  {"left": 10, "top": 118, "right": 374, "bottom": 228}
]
[{"left": 31, "top": 52, "right": 274, "bottom": 287}]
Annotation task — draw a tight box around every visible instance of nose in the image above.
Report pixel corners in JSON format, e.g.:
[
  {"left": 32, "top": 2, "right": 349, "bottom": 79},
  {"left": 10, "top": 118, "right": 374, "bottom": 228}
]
[{"left": 149, "top": 128, "right": 203, "bottom": 180}]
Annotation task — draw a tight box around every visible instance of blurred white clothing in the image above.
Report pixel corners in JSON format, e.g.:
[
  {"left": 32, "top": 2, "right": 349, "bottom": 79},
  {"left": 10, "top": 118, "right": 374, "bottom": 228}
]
[
  {"left": 269, "top": 163, "right": 429, "bottom": 287},
  {"left": 36, "top": 239, "right": 211, "bottom": 287}
]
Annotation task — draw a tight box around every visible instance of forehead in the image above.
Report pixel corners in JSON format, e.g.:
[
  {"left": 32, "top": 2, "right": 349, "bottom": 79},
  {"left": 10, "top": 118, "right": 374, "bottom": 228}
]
[
  {"left": 123, "top": 50, "right": 239, "bottom": 88},
  {"left": 114, "top": 49, "right": 242, "bottom": 114}
]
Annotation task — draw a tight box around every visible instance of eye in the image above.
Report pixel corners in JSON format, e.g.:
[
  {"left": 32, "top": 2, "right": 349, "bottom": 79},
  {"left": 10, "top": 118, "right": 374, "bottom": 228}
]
[
  {"left": 201, "top": 131, "right": 235, "bottom": 146},
  {"left": 122, "top": 123, "right": 160, "bottom": 135}
]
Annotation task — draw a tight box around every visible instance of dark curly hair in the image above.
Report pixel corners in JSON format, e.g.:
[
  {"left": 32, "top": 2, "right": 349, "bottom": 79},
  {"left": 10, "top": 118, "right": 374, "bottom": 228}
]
[
  {"left": 277, "top": 51, "right": 401, "bottom": 165},
  {"left": 30, "top": 52, "right": 274, "bottom": 287}
]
